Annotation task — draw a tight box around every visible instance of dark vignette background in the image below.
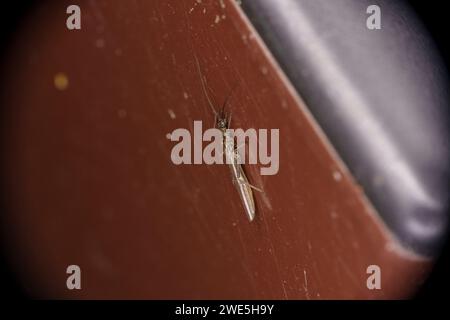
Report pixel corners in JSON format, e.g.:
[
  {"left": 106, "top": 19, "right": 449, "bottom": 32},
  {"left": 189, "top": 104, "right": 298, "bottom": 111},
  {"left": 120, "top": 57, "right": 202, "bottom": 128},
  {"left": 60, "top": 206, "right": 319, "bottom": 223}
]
[{"left": 0, "top": 1, "right": 448, "bottom": 300}]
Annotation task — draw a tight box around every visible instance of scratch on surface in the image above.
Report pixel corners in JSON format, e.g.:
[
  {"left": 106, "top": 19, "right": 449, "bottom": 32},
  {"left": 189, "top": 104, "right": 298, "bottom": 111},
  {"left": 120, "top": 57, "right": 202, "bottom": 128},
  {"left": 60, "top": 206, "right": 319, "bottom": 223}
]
[
  {"left": 303, "top": 270, "right": 311, "bottom": 300},
  {"left": 276, "top": 257, "right": 289, "bottom": 299},
  {"left": 174, "top": 169, "right": 218, "bottom": 247},
  {"left": 189, "top": 0, "right": 203, "bottom": 14},
  {"left": 166, "top": 2, "right": 176, "bottom": 14},
  {"left": 336, "top": 255, "right": 359, "bottom": 286},
  {"left": 155, "top": 6, "right": 166, "bottom": 25},
  {"left": 259, "top": 210, "right": 288, "bottom": 299},
  {"left": 234, "top": 221, "right": 258, "bottom": 296}
]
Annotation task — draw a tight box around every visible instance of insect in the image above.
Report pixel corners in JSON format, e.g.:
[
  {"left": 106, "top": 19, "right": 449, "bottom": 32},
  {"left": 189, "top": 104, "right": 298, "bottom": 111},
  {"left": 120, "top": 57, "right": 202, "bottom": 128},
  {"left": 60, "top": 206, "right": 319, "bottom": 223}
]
[{"left": 193, "top": 53, "right": 262, "bottom": 222}]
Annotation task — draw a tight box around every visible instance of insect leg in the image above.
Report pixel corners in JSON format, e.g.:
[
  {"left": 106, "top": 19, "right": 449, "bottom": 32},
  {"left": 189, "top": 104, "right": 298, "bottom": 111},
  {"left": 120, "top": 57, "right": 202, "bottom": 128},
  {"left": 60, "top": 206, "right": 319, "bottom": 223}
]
[
  {"left": 233, "top": 150, "right": 264, "bottom": 192},
  {"left": 239, "top": 179, "right": 264, "bottom": 193}
]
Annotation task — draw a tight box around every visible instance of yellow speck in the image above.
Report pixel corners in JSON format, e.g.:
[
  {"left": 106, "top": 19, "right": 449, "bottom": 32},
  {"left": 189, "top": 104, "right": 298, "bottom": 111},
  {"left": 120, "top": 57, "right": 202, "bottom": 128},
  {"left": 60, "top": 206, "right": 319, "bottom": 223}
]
[{"left": 54, "top": 72, "right": 69, "bottom": 91}]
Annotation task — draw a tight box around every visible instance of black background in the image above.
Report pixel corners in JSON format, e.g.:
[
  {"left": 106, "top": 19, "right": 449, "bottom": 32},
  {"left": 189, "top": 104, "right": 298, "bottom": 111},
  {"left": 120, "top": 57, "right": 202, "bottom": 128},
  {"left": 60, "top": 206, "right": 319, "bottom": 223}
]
[{"left": 0, "top": 0, "right": 448, "bottom": 300}]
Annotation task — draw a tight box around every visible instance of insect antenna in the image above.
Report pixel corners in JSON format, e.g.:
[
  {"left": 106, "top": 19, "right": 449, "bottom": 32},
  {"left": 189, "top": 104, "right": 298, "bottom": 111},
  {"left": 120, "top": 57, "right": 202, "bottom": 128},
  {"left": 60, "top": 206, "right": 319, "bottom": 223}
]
[
  {"left": 220, "top": 82, "right": 240, "bottom": 127},
  {"left": 193, "top": 53, "right": 217, "bottom": 116}
]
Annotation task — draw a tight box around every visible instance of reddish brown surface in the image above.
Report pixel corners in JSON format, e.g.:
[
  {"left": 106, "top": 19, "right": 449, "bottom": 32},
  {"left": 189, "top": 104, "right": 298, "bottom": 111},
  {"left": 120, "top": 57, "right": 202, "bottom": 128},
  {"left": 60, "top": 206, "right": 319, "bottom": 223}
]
[{"left": 0, "top": 0, "right": 430, "bottom": 299}]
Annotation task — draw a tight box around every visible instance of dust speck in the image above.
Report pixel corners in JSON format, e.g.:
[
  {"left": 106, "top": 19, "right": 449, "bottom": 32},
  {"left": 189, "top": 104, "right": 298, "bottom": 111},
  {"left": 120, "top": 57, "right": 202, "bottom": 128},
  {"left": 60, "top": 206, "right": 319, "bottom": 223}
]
[
  {"left": 219, "top": 0, "right": 226, "bottom": 9},
  {"left": 332, "top": 170, "right": 342, "bottom": 182},
  {"left": 117, "top": 109, "right": 127, "bottom": 119},
  {"left": 385, "top": 242, "right": 397, "bottom": 252},
  {"left": 183, "top": 92, "right": 189, "bottom": 99},
  {"left": 167, "top": 108, "right": 176, "bottom": 119},
  {"left": 330, "top": 211, "right": 338, "bottom": 219},
  {"left": 95, "top": 38, "right": 105, "bottom": 48},
  {"left": 261, "top": 66, "right": 268, "bottom": 75},
  {"left": 138, "top": 147, "right": 148, "bottom": 155},
  {"left": 214, "top": 15, "right": 220, "bottom": 24}
]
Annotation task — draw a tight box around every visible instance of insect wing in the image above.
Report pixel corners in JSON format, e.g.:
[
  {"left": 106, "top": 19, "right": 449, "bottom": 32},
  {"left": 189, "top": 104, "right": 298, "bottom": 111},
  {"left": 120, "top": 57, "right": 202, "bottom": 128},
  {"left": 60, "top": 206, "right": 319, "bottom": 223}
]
[{"left": 235, "top": 165, "right": 256, "bottom": 221}]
